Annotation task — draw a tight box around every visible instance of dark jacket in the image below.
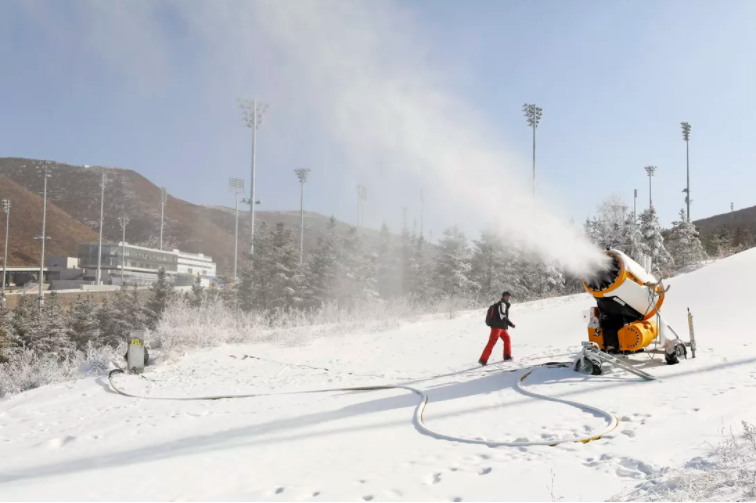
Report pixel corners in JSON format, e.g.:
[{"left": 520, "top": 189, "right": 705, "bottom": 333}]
[{"left": 485, "top": 301, "right": 514, "bottom": 329}]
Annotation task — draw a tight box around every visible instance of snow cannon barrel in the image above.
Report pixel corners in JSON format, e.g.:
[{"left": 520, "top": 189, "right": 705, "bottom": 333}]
[{"left": 582, "top": 249, "right": 664, "bottom": 321}]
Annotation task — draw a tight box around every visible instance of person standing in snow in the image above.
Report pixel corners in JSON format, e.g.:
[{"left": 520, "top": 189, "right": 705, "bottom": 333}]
[{"left": 479, "top": 291, "right": 516, "bottom": 366}]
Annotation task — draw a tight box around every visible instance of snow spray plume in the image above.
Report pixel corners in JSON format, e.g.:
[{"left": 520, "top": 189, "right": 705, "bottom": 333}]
[
  {"left": 210, "top": 1, "right": 609, "bottom": 277},
  {"left": 42, "top": 1, "right": 608, "bottom": 277}
]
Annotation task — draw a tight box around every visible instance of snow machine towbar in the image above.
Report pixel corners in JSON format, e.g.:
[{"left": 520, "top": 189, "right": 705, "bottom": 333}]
[{"left": 576, "top": 249, "right": 694, "bottom": 376}]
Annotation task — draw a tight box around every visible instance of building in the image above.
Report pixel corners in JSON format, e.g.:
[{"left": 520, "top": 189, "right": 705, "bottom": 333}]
[
  {"left": 174, "top": 249, "right": 217, "bottom": 277},
  {"left": 77, "top": 243, "right": 215, "bottom": 286}
]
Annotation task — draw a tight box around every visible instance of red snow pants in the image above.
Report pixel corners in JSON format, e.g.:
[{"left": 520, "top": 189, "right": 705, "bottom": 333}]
[{"left": 479, "top": 327, "right": 511, "bottom": 363}]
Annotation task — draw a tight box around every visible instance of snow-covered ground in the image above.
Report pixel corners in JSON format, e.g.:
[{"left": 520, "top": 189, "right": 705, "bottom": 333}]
[{"left": 2, "top": 250, "right": 756, "bottom": 501}]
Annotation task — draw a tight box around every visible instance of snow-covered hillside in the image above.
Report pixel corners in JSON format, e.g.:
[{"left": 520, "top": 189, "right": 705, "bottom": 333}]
[{"left": 2, "top": 249, "right": 756, "bottom": 501}]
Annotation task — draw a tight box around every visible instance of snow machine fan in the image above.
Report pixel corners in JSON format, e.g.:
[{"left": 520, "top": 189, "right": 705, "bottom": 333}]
[{"left": 575, "top": 249, "right": 693, "bottom": 376}]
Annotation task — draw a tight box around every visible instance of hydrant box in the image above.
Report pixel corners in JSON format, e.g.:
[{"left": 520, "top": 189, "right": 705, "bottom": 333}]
[{"left": 127, "top": 330, "right": 146, "bottom": 374}]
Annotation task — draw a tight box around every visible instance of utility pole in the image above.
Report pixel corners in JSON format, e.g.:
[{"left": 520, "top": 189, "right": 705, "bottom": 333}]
[
  {"left": 644, "top": 166, "right": 657, "bottom": 209},
  {"left": 118, "top": 214, "right": 129, "bottom": 284},
  {"left": 159, "top": 186, "right": 168, "bottom": 250},
  {"left": 633, "top": 189, "right": 637, "bottom": 219},
  {"left": 97, "top": 172, "right": 106, "bottom": 285},
  {"left": 229, "top": 178, "right": 245, "bottom": 279},
  {"left": 681, "top": 122, "right": 691, "bottom": 222},
  {"left": 523, "top": 103, "right": 543, "bottom": 197},
  {"left": 1, "top": 199, "right": 9, "bottom": 298},
  {"left": 294, "top": 169, "right": 310, "bottom": 265},
  {"left": 239, "top": 98, "right": 269, "bottom": 257},
  {"left": 36, "top": 167, "right": 52, "bottom": 307}
]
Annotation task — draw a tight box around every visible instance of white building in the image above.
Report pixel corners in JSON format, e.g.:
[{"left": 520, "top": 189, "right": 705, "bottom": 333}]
[{"left": 174, "top": 249, "right": 217, "bottom": 278}]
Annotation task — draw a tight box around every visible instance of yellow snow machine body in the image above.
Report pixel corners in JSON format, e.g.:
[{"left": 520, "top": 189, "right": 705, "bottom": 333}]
[{"left": 576, "top": 249, "right": 695, "bottom": 377}]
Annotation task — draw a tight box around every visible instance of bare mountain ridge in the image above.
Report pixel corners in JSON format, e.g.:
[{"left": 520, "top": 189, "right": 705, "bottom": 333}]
[{"left": 0, "top": 158, "right": 397, "bottom": 271}]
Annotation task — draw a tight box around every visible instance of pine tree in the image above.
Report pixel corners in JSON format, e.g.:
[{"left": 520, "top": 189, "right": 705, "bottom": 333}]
[
  {"left": 622, "top": 214, "right": 646, "bottom": 262},
  {"left": 238, "top": 221, "right": 275, "bottom": 311},
  {"left": 269, "top": 222, "right": 303, "bottom": 310},
  {"left": 406, "top": 234, "right": 434, "bottom": 302},
  {"left": 376, "top": 223, "right": 401, "bottom": 298},
  {"left": 639, "top": 207, "right": 673, "bottom": 270},
  {"left": 337, "top": 227, "right": 378, "bottom": 306},
  {"left": 145, "top": 268, "right": 175, "bottom": 328},
  {"left": 667, "top": 209, "right": 707, "bottom": 267},
  {"left": 190, "top": 275, "right": 204, "bottom": 309},
  {"left": 304, "top": 217, "right": 339, "bottom": 307},
  {"left": 97, "top": 295, "right": 122, "bottom": 348},
  {"left": 0, "top": 299, "right": 11, "bottom": 362},
  {"left": 434, "top": 226, "right": 477, "bottom": 297},
  {"left": 471, "top": 229, "right": 511, "bottom": 300},
  {"left": 68, "top": 295, "right": 101, "bottom": 351},
  {"left": 10, "top": 295, "right": 36, "bottom": 351},
  {"left": 28, "top": 292, "right": 73, "bottom": 358}
]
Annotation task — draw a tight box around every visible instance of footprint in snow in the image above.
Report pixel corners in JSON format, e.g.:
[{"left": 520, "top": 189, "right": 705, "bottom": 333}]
[
  {"left": 275, "top": 488, "right": 284, "bottom": 494},
  {"left": 424, "top": 473, "right": 442, "bottom": 485},
  {"left": 478, "top": 467, "right": 492, "bottom": 475},
  {"left": 621, "top": 430, "right": 636, "bottom": 438}
]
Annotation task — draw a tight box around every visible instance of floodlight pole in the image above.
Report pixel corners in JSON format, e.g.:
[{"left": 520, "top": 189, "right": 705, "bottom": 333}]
[
  {"left": 37, "top": 167, "right": 51, "bottom": 307},
  {"left": 159, "top": 186, "right": 167, "bottom": 250},
  {"left": 97, "top": 172, "right": 106, "bottom": 285},
  {"left": 294, "top": 169, "right": 310, "bottom": 265}
]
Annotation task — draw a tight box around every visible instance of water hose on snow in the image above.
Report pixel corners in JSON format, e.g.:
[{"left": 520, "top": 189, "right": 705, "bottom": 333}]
[{"left": 108, "top": 362, "right": 619, "bottom": 448}]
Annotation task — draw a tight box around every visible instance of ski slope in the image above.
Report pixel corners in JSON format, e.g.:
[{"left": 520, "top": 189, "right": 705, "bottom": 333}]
[{"left": 2, "top": 249, "right": 756, "bottom": 501}]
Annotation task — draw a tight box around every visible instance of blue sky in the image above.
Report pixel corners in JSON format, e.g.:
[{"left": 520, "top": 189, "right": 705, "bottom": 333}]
[{"left": 1, "top": 0, "right": 754, "bottom": 239}]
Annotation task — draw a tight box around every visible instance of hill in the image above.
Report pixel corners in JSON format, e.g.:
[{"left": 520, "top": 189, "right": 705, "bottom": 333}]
[
  {"left": 0, "top": 174, "right": 98, "bottom": 266},
  {"left": 0, "top": 158, "right": 403, "bottom": 272},
  {"left": 694, "top": 204, "right": 756, "bottom": 239}
]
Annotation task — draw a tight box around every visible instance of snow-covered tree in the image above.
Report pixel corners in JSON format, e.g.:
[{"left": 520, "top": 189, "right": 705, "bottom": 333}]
[
  {"left": 585, "top": 195, "right": 631, "bottom": 252},
  {"left": 190, "top": 275, "right": 204, "bottom": 309},
  {"left": 376, "top": 223, "right": 401, "bottom": 298},
  {"left": 471, "top": 229, "right": 513, "bottom": 300},
  {"left": 0, "top": 299, "right": 11, "bottom": 362},
  {"left": 27, "top": 292, "right": 73, "bottom": 358},
  {"left": 405, "top": 234, "right": 435, "bottom": 302},
  {"left": 337, "top": 227, "right": 378, "bottom": 306},
  {"left": 622, "top": 214, "right": 646, "bottom": 262},
  {"left": 9, "top": 295, "right": 35, "bottom": 350},
  {"left": 68, "top": 295, "right": 101, "bottom": 351},
  {"left": 304, "top": 217, "right": 340, "bottom": 307},
  {"left": 639, "top": 207, "right": 673, "bottom": 270},
  {"left": 667, "top": 209, "right": 707, "bottom": 267},
  {"left": 269, "top": 222, "right": 303, "bottom": 310},
  {"left": 97, "top": 296, "right": 122, "bottom": 348},
  {"left": 145, "top": 268, "right": 175, "bottom": 329},
  {"left": 434, "top": 226, "right": 477, "bottom": 297}
]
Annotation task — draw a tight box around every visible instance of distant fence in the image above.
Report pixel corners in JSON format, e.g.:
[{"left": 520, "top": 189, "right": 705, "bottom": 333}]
[{"left": 3, "top": 288, "right": 153, "bottom": 310}]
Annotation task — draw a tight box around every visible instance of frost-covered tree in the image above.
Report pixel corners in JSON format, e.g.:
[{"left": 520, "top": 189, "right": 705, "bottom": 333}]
[
  {"left": 0, "top": 299, "right": 11, "bottom": 362},
  {"left": 9, "top": 295, "right": 35, "bottom": 350},
  {"left": 376, "top": 223, "right": 401, "bottom": 298},
  {"left": 27, "top": 293, "right": 73, "bottom": 358},
  {"left": 337, "top": 227, "right": 378, "bottom": 306},
  {"left": 434, "top": 226, "right": 477, "bottom": 297},
  {"left": 405, "top": 234, "right": 434, "bottom": 302},
  {"left": 97, "top": 296, "right": 123, "bottom": 348},
  {"left": 145, "top": 268, "right": 175, "bottom": 329},
  {"left": 622, "top": 214, "right": 646, "bottom": 262},
  {"left": 639, "top": 207, "right": 673, "bottom": 270},
  {"left": 471, "top": 229, "right": 513, "bottom": 300},
  {"left": 269, "top": 222, "right": 303, "bottom": 310},
  {"left": 585, "top": 195, "right": 631, "bottom": 251},
  {"left": 68, "top": 295, "right": 101, "bottom": 351},
  {"left": 190, "top": 275, "right": 204, "bottom": 309},
  {"left": 304, "top": 217, "right": 340, "bottom": 307},
  {"left": 667, "top": 209, "right": 707, "bottom": 267}
]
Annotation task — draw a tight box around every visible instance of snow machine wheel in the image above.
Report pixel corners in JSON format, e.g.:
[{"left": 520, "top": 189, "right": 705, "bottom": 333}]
[
  {"left": 664, "top": 350, "right": 679, "bottom": 365},
  {"left": 575, "top": 356, "right": 602, "bottom": 375}
]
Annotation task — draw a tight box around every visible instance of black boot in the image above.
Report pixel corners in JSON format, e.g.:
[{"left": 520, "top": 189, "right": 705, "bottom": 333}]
[
  {"left": 504, "top": 355, "right": 513, "bottom": 362},
  {"left": 478, "top": 359, "right": 487, "bottom": 366}
]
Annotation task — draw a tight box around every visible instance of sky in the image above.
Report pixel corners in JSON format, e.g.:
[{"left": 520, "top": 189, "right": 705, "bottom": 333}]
[{"left": 1, "top": 0, "right": 755, "bottom": 253}]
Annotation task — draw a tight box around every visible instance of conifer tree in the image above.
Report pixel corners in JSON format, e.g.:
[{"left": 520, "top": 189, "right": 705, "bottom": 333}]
[
  {"left": 269, "top": 222, "right": 303, "bottom": 310},
  {"left": 406, "top": 234, "right": 434, "bottom": 302},
  {"left": 239, "top": 221, "right": 275, "bottom": 311},
  {"left": 376, "top": 223, "right": 401, "bottom": 298},
  {"left": 68, "top": 295, "right": 101, "bottom": 351},
  {"left": 10, "top": 295, "right": 36, "bottom": 351},
  {"left": 190, "top": 275, "right": 204, "bottom": 309},
  {"left": 622, "top": 214, "right": 646, "bottom": 261},
  {"left": 145, "top": 268, "right": 175, "bottom": 329},
  {"left": 471, "top": 229, "right": 512, "bottom": 299},
  {"left": 434, "top": 226, "right": 477, "bottom": 297},
  {"left": 337, "top": 227, "right": 378, "bottom": 305},
  {"left": 667, "top": 209, "right": 707, "bottom": 267},
  {"left": 27, "top": 292, "right": 73, "bottom": 358},
  {"left": 0, "top": 298, "right": 11, "bottom": 362},
  {"left": 304, "top": 217, "right": 339, "bottom": 307},
  {"left": 639, "top": 207, "right": 673, "bottom": 270},
  {"left": 97, "top": 295, "right": 122, "bottom": 348}
]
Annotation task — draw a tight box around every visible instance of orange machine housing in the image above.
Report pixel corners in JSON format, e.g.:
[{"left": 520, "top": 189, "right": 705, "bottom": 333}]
[{"left": 617, "top": 320, "right": 658, "bottom": 352}]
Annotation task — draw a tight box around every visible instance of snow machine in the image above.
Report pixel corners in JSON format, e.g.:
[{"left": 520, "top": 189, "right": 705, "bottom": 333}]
[{"left": 575, "top": 249, "right": 695, "bottom": 376}]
